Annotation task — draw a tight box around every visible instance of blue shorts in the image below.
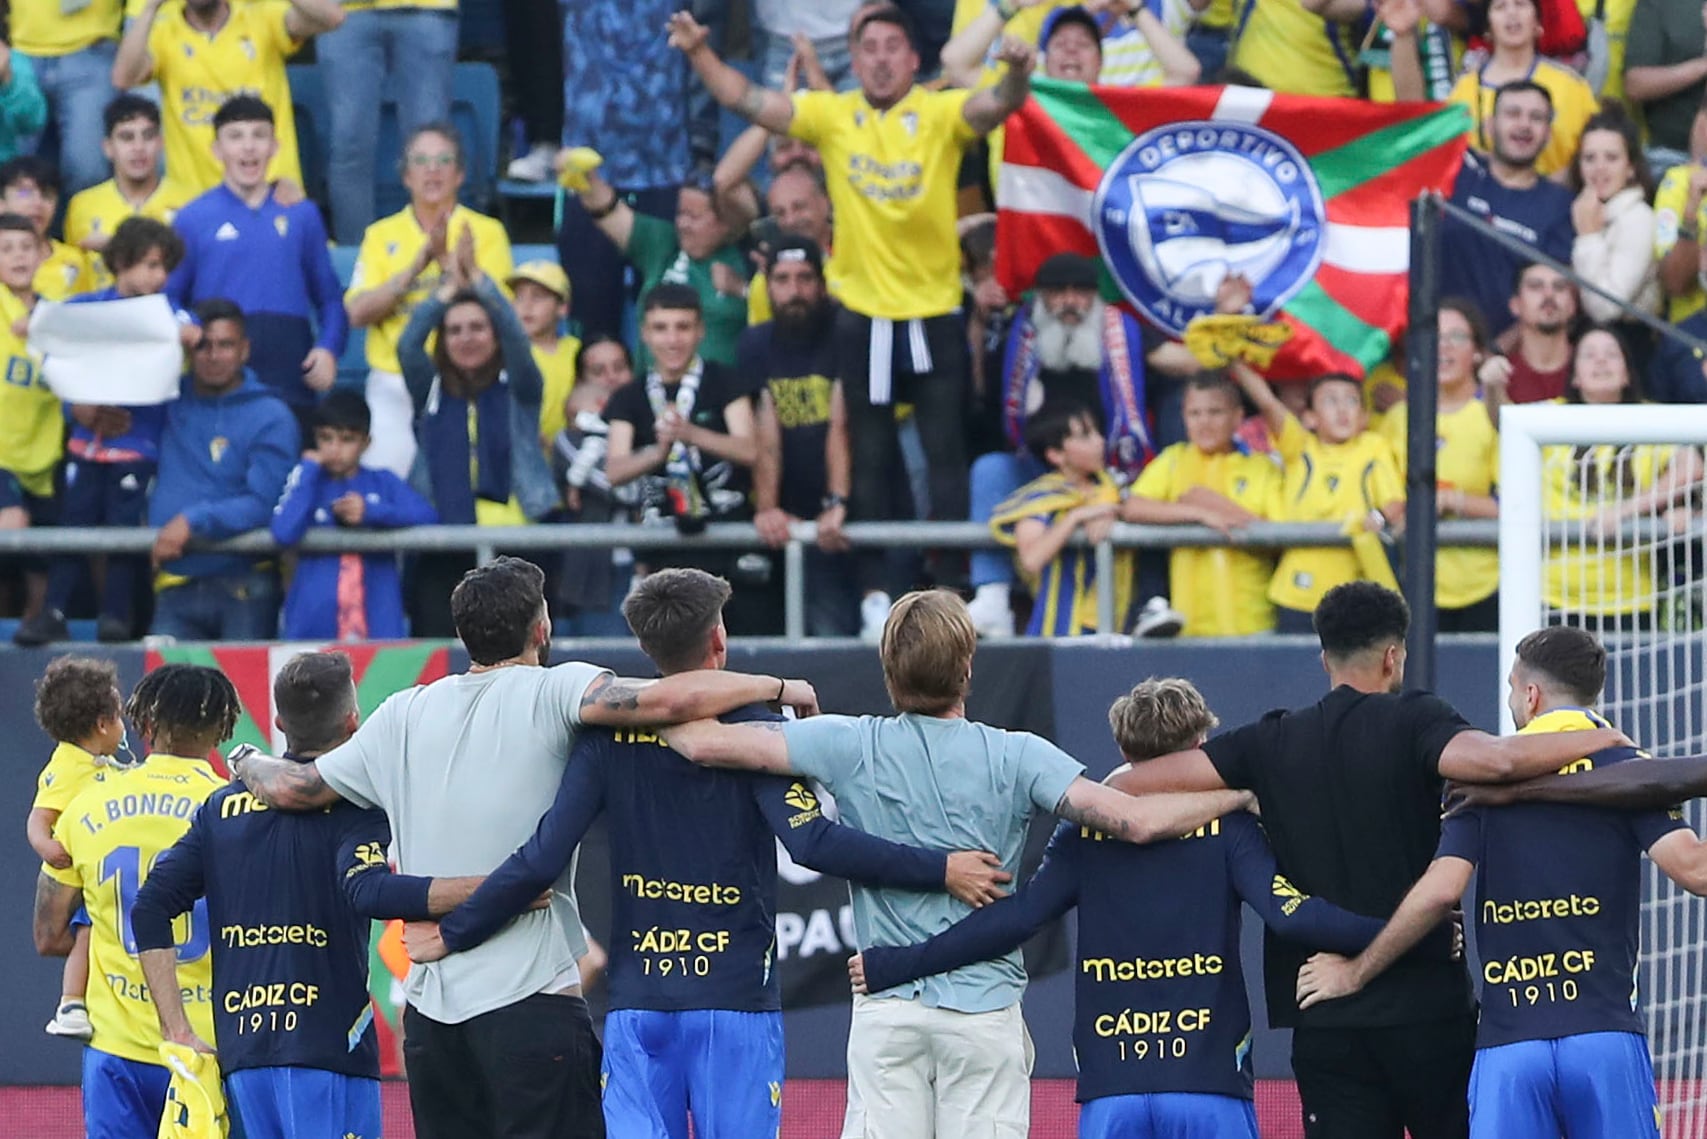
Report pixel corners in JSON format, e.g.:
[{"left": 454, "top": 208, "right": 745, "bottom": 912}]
[
  {"left": 83, "top": 1048, "right": 170, "bottom": 1139},
  {"left": 226, "top": 1066, "right": 382, "bottom": 1139},
  {"left": 1470, "top": 1032, "right": 1661, "bottom": 1139},
  {"left": 1078, "top": 1092, "right": 1259, "bottom": 1139},
  {"left": 71, "top": 904, "right": 91, "bottom": 930},
  {"left": 602, "top": 1008, "right": 783, "bottom": 1139}
]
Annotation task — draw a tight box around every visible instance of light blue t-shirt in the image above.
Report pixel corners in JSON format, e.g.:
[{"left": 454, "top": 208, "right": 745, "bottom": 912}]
[{"left": 782, "top": 712, "right": 1084, "bottom": 1013}]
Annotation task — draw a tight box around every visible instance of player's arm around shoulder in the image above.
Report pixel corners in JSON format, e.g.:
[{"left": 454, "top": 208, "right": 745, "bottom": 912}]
[
  {"left": 1053, "top": 775, "right": 1252, "bottom": 846},
  {"left": 1645, "top": 818, "right": 1707, "bottom": 896},
  {"left": 575, "top": 669, "right": 818, "bottom": 728}
]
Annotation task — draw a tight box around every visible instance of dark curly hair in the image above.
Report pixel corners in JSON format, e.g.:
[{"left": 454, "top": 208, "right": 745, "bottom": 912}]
[
  {"left": 34, "top": 656, "right": 120, "bottom": 745},
  {"left": 1314, "top": 582, "right": 1410, "bottom": 660},
  {"left": 125, "top": 663, "right": 240, "bottom": 749}
]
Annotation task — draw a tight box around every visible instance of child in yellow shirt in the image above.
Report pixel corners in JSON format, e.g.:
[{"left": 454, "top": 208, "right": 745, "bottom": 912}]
[{"left": 507, "top": 260, "right": 581, "bottom": 445}]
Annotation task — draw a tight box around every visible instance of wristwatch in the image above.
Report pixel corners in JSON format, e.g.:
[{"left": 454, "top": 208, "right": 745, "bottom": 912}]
[{"left": 821, "top": 494, "right": 847, "bottom": 512}]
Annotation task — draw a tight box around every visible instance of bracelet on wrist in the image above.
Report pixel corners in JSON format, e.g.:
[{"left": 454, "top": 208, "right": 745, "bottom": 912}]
[
  {"left": 585, "top": 190, "right": 620, "bottom": 221},
  {"left": 774, "top": 677, "right": 787, "bottom": 703},
  {"left": 1682, "top": 224, "right": 1699, "bottom": 243}
]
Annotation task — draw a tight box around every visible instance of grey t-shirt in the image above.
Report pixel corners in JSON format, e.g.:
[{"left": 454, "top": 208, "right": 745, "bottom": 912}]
[
  {"left": 781, "top": 712, "right": 1084, "bottom": 1014},
  {"left": 317, "top": 662, "right": 606, "bottom": 1024}
]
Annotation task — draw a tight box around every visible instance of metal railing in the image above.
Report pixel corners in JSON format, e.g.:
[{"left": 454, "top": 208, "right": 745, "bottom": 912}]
[{"left": 0, "top": 519, "right": 1506, "bottom": 640}]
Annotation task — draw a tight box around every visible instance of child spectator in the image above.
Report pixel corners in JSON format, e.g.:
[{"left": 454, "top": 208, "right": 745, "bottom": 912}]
[
  {"left": 0, "top": 156, "right": 94, "bottom": 300},
  {"left": 549, "top": 383, "right": 633, "bottom": 636},
  {"left": 18, "top": 218, "right": 191, "bottom": 647},
  {"left": 577, "top": 334, "right": 636, "bottom": 393},
  {"left": 506, "top": 260, "right": 580, "bottom": 445},
  {"left": 1124, "top": 376, "right": 1280, "bottom": 636},
  {"left": 29, "top": 656, "right": 131, "bottom": 1042},
  {"left": 0, "top": 212, "right": 57, "bottom": 627},
  {"left": 64, "top": 96, "right": 195, "bottom": 286},
  {"left": 271, "top": 390, "right": 438, "bottom": 641},
  {"left": 991, "top": 403, "right": 1134, "bottom": 637}
]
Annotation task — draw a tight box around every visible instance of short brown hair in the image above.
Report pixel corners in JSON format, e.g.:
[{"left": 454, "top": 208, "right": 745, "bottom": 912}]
[
  {"left": 880, "top": 590, "right": 975, "bottom": 715},
  {"left": 274, "top": 651, "right": 357, "bottom": 755},
  {"left": 35, "top": 656, "right": 120, "bottom": 745},
  {"left": 1108, "top": 677, "right": 1218, "bottom": 761},
  {"left": 622, "top": 568, "right": 732, "bottom": 673},
  {"left": 451, "top": 556, "right": 547, "bottom": 665},
  {"left": 1515, "top": 625, "right": 1606, "bottom": 707}
]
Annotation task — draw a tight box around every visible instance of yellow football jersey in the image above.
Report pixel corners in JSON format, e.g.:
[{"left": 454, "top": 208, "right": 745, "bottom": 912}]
[
  {"left": 1231, "top": 0, "right": 1363, "bottom": 97},
  {"left": 8, "top": 0, "right": 124, "bottom": 56},
  {"left": 1268, "top": 416, "right": 1405, "bottom": 614},
  {"left": 65, "top": 178, "right": 198, "bottom": 290},
  {"left": 789, "top": 85, "right": 978, "bottom": 321},
  {"left": 33, "top": 741, "right": 106, "bottom": 815},
  {"left": 1652, "top": 163, "right": 1706, "bottom": 324},
  {"left": 535, "top": 334, "right": 581, "bottom": 444},
  {"left": 44, "top": 755, "right": 224, "bottom": 1065},
  {"left": 1448, "top": 59, "right": 1598, "bottom": 179},
  {"left": 147, "top": 0, "right": 304, "bottom": 192},
  {"left": 1382, "top": 399, "right": 1500, "bottom": 610},
  {"left": 1134, "top": 442, "right": 1279, "bottom": 636},
  {"left": 1541, "top": 442, "right": 1676, "bottom": 616},
  {"left": 1579, "top": 0, "right": 1637, "bottom": 101},
  {"left": 347, "top": 204, "right": 514, "bottom": 375},
  {"left": 0, "top": 287, "right": 61, "bottom": 495}
]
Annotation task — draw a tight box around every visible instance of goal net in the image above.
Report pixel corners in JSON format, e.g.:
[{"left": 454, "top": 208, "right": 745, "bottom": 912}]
[{"left": 1499, "top": 403, "right": 1707, "bottom": 1135}]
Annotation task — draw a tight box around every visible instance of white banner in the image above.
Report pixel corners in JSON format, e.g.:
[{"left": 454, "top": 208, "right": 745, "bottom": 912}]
[{"left": 29, "top": 294, "right": 183, "bottom": 405}]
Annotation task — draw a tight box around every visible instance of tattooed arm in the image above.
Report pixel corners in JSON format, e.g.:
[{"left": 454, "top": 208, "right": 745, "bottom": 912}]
[
  {"left": 230, "top": 747, "right": 343, "bottom": 812},
  {"left": 576, "top": 672, "right": 818, "bottom": 728},
  {"left": 33, "top": 873, "right": 81, "bottom": 956},
  {"left": 1051, "top": 777, "right": 1251, "bottom": 846}
]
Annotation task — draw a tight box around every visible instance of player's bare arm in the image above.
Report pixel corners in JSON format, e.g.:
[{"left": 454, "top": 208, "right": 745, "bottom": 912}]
[
  {"left": 577, "top": 671, "right": 818, "bottom": 727},
  {"left": 1436, "top": 726, "right": 1632, "bottom": 784},
  {"left": 138, "top": 947, "right": 213, "bottom": 1053},
  {"left": 668, "top": 11, "right": 795, "bottom": 134},
  {"left": 32, "top": 874, "right": 80, "bottom": 957},
  {"left": 1295, "top": 856, "right": 1474, "bottom": 1009},
  {"left": 963, "top": 38, "right": 1034, "bottom": 135},
  {"left": 230, "top": 747, "right": 343, "bottom": 812},
  {"left": 1457, "top": 755, "right": 1707, "bottom": 813},
  {"left": 1648, "top": 828, "right": 1707, "bottom": 896},
  {"left": 1103, "top": 749, "right": 1229, "bottom": 796},
  {"left": 1053, "top": 777, "right": 1251, "bottom": 845},
  {"left": 661, "top": 719, "right": 795, "bottom": 773}
]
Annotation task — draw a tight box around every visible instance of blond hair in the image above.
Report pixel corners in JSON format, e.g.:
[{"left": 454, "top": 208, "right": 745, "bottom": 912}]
[
  {"left": 1108, "top": 677, "right": 1218, "bottom": 761},
  {"left": 880, "top": 590, "right": 975, "bottom": 715}
]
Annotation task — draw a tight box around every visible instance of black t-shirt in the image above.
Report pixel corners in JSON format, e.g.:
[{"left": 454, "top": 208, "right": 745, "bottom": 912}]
[
  {"left": 1203, "top": 686, "right": 1475, "bottom": 1028},
  {"left": 605, "top": 360, "right": 759, "bottom": 520},
  {"left": 735, "top": 312, "right": 838, "bottom": 520}
]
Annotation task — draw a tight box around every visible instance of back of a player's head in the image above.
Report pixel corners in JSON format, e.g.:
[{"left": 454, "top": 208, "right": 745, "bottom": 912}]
[
  {"left": 104, "top": 216, "right": 184, "bottom": 276},
  {"left": 315, "top": 389, "right": 371, "bottom": 436},
  {"left": 1024, "top": 401, "right": 1097, "bottom": 465},
  {"left": 274, "top": 651, "right": 358, "bottom": 755},
  {"left": 212, "top": 94, "right": 274, "bottom": 133},
  {"left": 125, "top": 663, "right": 240, "bottom": 748},
  {"left": 450, "top": 556, "right": 548, "bottom": 665},
  {"left": 1514, "top": 626, "right": 1606, "bottom": 707},
  {"left": 0, "top": 154, "right": 59, "bottom": 198},
  {"left": 1108, "top": 677, "right": 1219, "bottom": 763},
  {"left": 35, "top": 656, "right": 121, "bottom": 745},
  {"left": 1314, "top": 582, "right": 1409, "bottom": 663},
  {"left": 104, "top": 93, "right": 162, "bottom": 136},
  {"left": 881, "top": 590, "right": 975, "bottom": 715},
  {"left": 622, "top": 568, "right": 732, "bottom": 674}
]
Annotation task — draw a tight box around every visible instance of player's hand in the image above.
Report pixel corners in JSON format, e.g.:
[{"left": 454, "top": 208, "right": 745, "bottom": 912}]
[
  {"left": 403, "top": 921, "right": 450, "bottom": 963},
  {"left": 992, "top": 36, "right": 1036, "bottom": 77},
  {"left": 848, "top": 952, "right": 870, "bottom": 995},
  {"left": 302, "top": 347, "right": 337, "bottom": 392},
  {"left": 331, "top": 492, "right": 367, "bottom": 526},
  {"left": 527, "top": 889, "right": 553, "bottom": 911},
  {"left": 271, "top": 176, "right": 306, "bottom": 208},
  {"left": 165, "top": 1024, "right": 216, "bottom": 1055},
  {"left": 1215, "top": 273, "right": 1254, "bottom": 315},
  {"left": 945, "top": 850, "right": 1012, "bottom": 908},
  {"left": 816, "top": 502, "right": 850, "bottom": 552},
  {"left": 754, "top": 507, "right": 794, "bottom": 549},
  {"left": 666, "top": 10, "right": 711, "bottom": 54},
  {"left": 152, "top": 514, "right": 193, "bottom": 569},
  {"left": 41, "top": 838, "right": 71, "bottom": 871},
  {"left": 778, "top": 678, "right": 819, "bottom": 717},
  {"left": 1296, "top": 952, "right": 1363, "bottom": 1009}
]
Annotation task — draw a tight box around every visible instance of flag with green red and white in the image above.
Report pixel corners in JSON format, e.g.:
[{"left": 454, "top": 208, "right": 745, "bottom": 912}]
[{"left": 996, "top": 80, "right": 1472, "bottom": 380}]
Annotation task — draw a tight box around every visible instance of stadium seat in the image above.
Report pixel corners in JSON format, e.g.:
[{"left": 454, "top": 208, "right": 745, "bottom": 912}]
[
  {"left": 329, "top": 245, "right": 367, "bottom": 389},
  {"left": 287, "top": 64, "right": 329, "bottom": 205}
]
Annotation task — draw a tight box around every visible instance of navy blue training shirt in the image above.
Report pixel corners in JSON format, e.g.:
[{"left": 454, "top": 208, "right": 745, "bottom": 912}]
[
  {"left": 132, "top": 756, "right": 435, "bottom": 1078},
  {"left": 437, "top": 703, "right": 951, "bottom": 1012},
  {"left": 860, "top": 813, "right": 1388, "bottom": 1103}
]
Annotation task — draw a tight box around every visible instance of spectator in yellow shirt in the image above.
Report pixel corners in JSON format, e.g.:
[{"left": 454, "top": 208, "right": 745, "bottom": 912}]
[
  {"left": 506, "top": 260, "right": 581, "bottom": 446},
  {"left": 0, "top": 157, "right": 94, "bottom": 300},
  {"left": 1650, "top": 98, "right": 1707, "bottom": 323},
  {"left": 65, "top": 95, "right": 195, "bottom": 290},
  {"left": 0, "top": 213, "right": 56, "bottom": 625},
  {"left": 1448, "top": 0, "right": 1598, "bottom": 179}
]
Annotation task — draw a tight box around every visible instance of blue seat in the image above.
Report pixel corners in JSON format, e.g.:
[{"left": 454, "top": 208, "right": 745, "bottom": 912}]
[
  {"left": 329, "top": 245, "right": 367, "bottom": 389},
  {"left": 510, "top": 242, "right": 558, "bottom": 269},
  {"left": 287, "top": 64, "right": 329, "bottom": 204}
]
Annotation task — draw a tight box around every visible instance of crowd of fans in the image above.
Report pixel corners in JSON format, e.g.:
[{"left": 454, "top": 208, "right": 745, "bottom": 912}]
[{"left": 0, "top": 0, "right": 1704, "bottom": 645}]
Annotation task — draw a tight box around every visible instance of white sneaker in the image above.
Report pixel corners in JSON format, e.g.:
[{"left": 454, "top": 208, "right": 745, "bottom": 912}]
[
  {"left": 860, "top": 592, "right": 892, "bottom": 644},
  {"left": 506, "top": 143, "right": 558, "bottom": 182},
  {"left": 966, "top": 584, "right": 1014, "bottom": 638},
  {"left": 46, "top": 1001, "right": 92, "bottom": 1041},
  {"left": 1132, "top": 596, "right": 1184, "bottom": 639}
]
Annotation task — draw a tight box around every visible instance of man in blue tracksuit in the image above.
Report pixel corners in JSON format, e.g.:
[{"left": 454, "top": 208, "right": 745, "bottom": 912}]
[
  {"left": 271, "top": 389, "right": 437, "bottom": 640},
  {"left": 148, "top": 297, "right": 299, "bottom": 640},
  {"left": 407, "top": 567, "right": 1012, "bottom": 1139},
  {"left": 167, "top": 94, "right": 345, "bottom": 434}
]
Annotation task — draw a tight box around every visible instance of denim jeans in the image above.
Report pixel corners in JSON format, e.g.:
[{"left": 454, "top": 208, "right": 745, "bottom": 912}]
[
  {"left": 319, "top": 8, "right": 458, "bottom": 244},
  {"left": 19, "top": 41, "right": 116, "bottom": 194},
  {"left": 150, "top": 569, "right": 279, "bottom": 641},
  {"left": 46, "top": 458, "right": 153, "bottom": 622},
  {"left": 759, "top": 31, "right": 855, "bottom": 92},
  {"left": 969, "top": 450, "right": 1044, "bottom": 588}
]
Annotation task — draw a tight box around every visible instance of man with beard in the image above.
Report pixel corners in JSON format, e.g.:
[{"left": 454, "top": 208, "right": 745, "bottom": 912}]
[
  {"left": 1482, "top": 262, "right": 1578, "bottom": 413},
  {"left": 967, "top": 252, "right": 1183, "bottom": 638},
  {"left": 1439, "top": 80, "right": 1575, "bottom": 341},
  {"left": 746, "top": 236, "right": 861, "bottom": 635}
]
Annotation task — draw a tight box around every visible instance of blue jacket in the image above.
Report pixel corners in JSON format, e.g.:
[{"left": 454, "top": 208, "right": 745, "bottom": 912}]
[
  {"left": 271, "top": 460, "right": 439, "bottom": 640},
  {"left": 150, "top": 371, "right": 299, "bottom": 581}
]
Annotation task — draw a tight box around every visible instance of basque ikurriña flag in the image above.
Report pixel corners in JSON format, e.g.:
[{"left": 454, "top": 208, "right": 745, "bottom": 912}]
[{"left": 996, "top": 80, "right": 1472, "bottom": 380}]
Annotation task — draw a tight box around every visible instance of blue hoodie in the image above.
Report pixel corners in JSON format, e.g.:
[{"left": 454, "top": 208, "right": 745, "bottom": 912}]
[{"left": 149, "top": 370, "right": 300, "bottom": 582}]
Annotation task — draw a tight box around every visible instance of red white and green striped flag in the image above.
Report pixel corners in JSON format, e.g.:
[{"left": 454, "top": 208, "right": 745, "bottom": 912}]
[{"left": 996, "top": 80, "right": 1471, "bottom": 380}]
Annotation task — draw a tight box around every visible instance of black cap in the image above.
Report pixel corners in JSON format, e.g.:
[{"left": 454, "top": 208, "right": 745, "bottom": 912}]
[
  {"left": 765, "top": 233, "right": 825, "bottom": 277},
  {"left": 1033, "top": 252, "right": 1100, "bottom": 290},
  {"left": 1041, "top": 6, "right": 1102, "bottom": 50}
]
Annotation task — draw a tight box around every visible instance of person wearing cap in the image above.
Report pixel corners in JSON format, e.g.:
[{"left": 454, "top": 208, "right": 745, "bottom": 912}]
[
  {"left": 747, "top": 158, "right": 840, "bottom": 326},
  {"left": 671, "top": 3, "right": 1035, "bottom": 638},
  {"left": 506, "top": 259, "right": 582, "bottom": 445},
  {"left": 940, "top": 2, "right": 1199, "bottom": 93},
  {"left": 745, "top": 235, "right": 861, "bottom": 635}
]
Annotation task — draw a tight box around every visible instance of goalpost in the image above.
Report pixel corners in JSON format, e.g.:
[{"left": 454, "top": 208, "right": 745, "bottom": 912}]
[{"left": 1500, "top": 403, "right": 1707, "bottom": 1135}]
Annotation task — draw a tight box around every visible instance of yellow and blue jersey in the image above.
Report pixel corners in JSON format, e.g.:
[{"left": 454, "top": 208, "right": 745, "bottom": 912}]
[
  {"left": 1231, "top": 0, "right": 1367, "bottom": 97},
  {"left": 0, "top": 287, "right": 61, "bottom": 496},
  {"left": 65, "top": 178, "right": 197, "bottom": 290},
  {"left": 1382, "top": 398, "right": 1500, "bottom": 611},
  {"left": 33, "top": 741, "right": 108, "bottom": 814},
  {"left": 43, "top": 755, "right": 224, "bottom": 1065},
  {"left": 1448, "top": 59, "right": 1599, "bottom": 180},
  {"left": 992, "top": 469, "right": 1135, "bottom": 637},
  {"left": 1541, "top": 441, "right": 1677, "bottom": 616}
]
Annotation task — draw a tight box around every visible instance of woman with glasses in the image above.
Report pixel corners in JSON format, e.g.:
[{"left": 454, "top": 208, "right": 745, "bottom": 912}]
[{"left": 1380, "top": 299, "right": 1504, "bottom": 631}]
